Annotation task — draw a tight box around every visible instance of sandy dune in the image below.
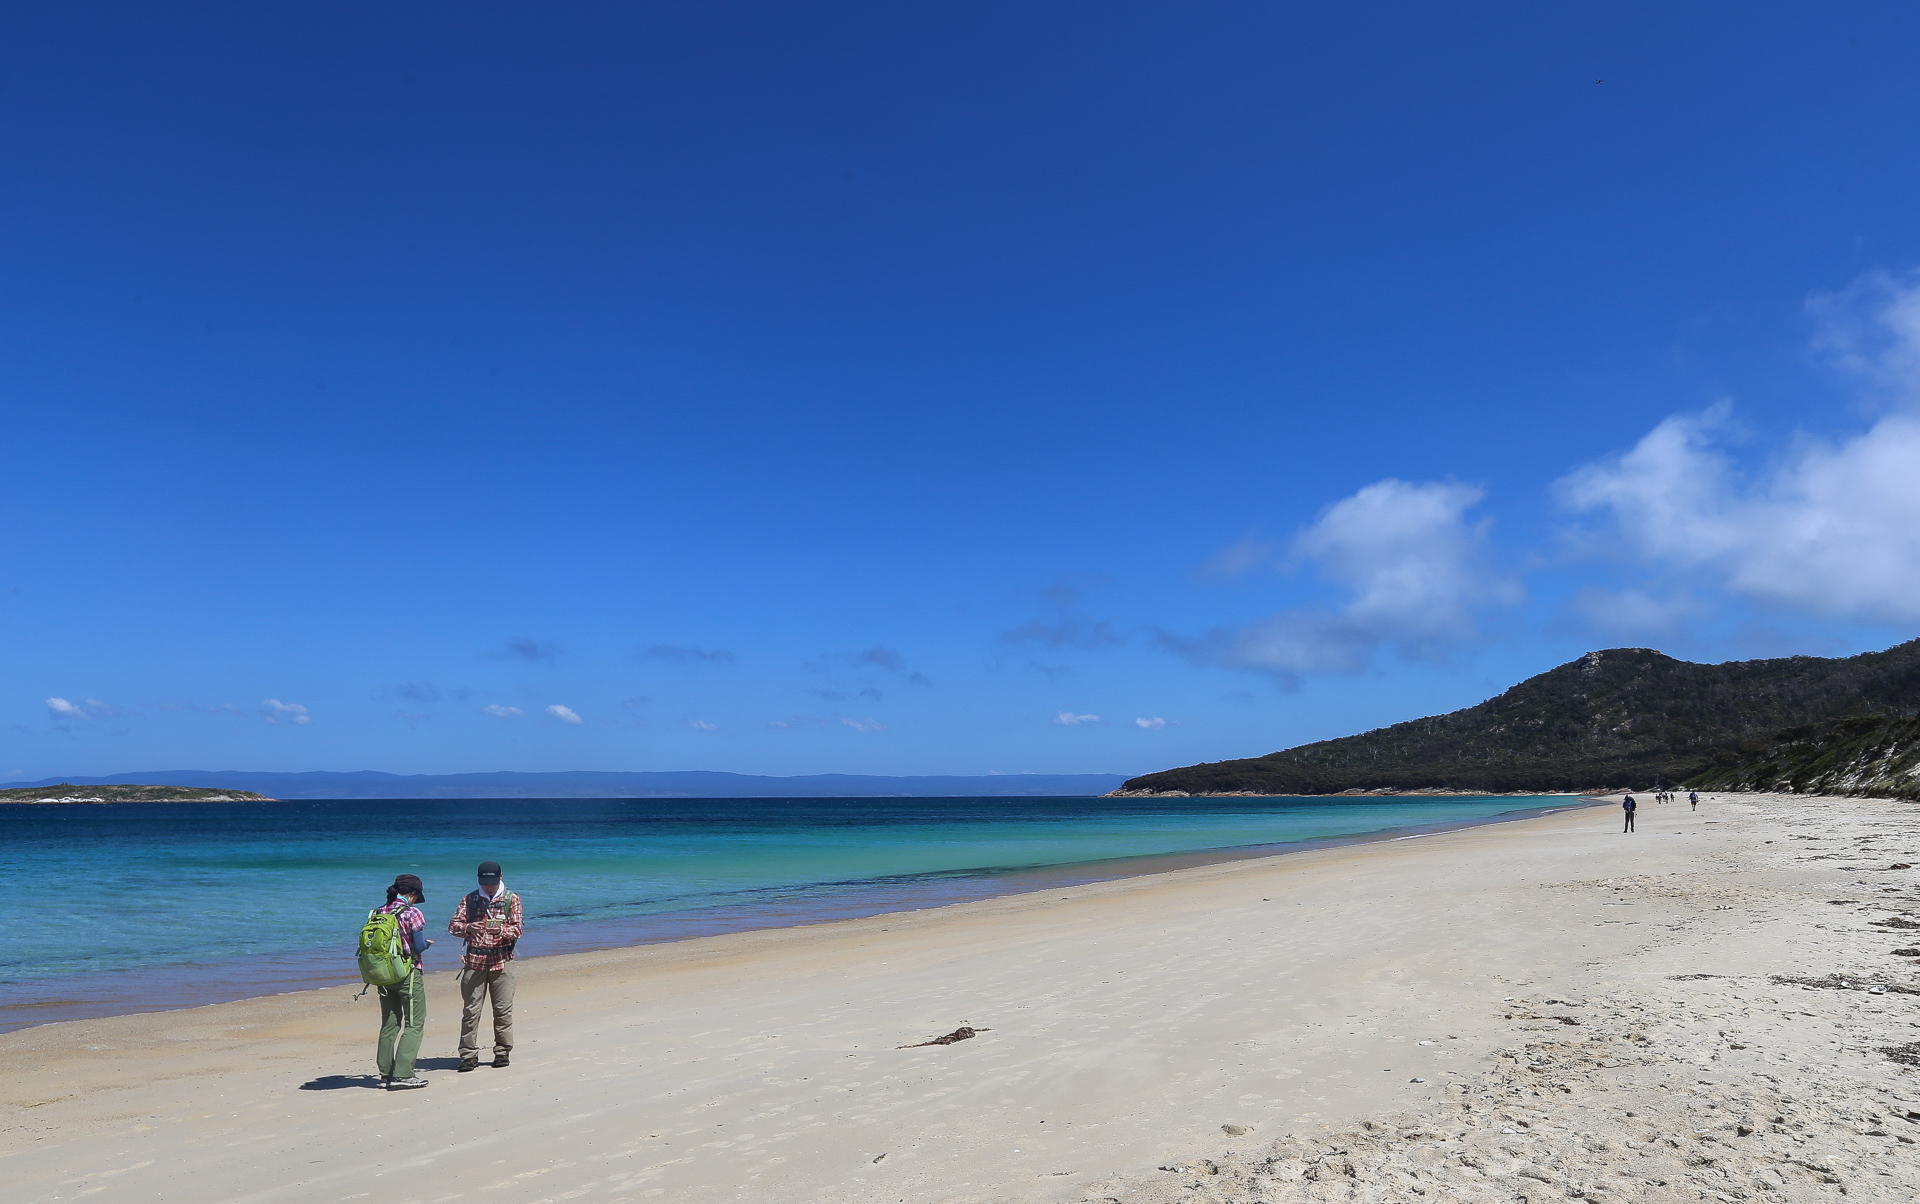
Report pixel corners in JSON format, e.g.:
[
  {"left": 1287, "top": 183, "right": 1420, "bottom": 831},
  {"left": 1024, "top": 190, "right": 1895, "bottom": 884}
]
[{"left": 4, "top": 794, "right": 1917, "bottom": 1202}]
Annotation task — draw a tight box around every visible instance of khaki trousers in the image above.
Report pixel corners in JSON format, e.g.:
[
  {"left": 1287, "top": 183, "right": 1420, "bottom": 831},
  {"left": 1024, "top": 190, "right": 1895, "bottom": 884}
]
[{"left": 458, "top": 962, "right": 515, "bottom": 1058}]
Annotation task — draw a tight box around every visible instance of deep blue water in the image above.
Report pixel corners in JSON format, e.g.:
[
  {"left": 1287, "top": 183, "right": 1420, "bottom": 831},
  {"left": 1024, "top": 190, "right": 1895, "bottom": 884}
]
[{"left": 2, "top": 794, "right": 1579, "bottom": 1030}]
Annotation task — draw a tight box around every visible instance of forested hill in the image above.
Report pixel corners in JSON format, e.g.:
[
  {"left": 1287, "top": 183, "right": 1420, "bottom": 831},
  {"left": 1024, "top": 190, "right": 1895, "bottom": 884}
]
[{"left": 1120, "top": 641, "right": 1920, "bottom": 796}]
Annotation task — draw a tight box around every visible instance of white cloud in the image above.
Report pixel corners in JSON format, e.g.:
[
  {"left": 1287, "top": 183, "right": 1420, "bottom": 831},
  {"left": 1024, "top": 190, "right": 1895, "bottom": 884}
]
[
  {"left": 545, "top": 704, "right": 584, "bottom": 725},
  {"left": 687, "top": 718, "right": 719, "bottom": 731},
  {"left": 1552, "top": 271, "right": 1920, "bottom": 625},
  {"left": 46, "top": 697, "right": 88, "bottom": 719},
  {"left": 839, "top": 717, "right": 887, "bottom": 732},
  {"left": 1053, "top": 711, "right": 1100, "bottom": 725},
  {"left": 480, "top": 704, "right": 524, "bottom": 719},
  {"left": 1558, "top": 403, "right": 1920, "bottom": 623},
  {"left": 1167, "top": 479, "right": 1519, "bottom": 682},
  {"left": 260, "top": 699, "right": 311, "bottom": 725},
  {"left": 1134, "top": 716, "right": 1167, "bottom": 729}
]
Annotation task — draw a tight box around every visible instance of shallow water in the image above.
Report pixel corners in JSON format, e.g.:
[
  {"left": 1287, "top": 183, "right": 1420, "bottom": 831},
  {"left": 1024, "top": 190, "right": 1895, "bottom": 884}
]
[{"left": 2, "top": 794, "right": 1575, "bottom": 1030}]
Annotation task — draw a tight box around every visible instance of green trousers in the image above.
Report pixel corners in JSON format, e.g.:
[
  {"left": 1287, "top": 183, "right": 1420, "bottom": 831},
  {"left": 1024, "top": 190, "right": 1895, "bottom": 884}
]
[{"left": 376, "top": 967, "right": 426, "bottom": 1079}]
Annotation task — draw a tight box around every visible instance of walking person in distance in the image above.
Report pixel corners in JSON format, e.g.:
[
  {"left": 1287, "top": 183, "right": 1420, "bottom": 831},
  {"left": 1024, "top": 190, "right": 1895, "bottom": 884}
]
[
  {"left": 1622, "top": 793, "right": 1637, "bottom": 833},
  {"left": 1689, "top": 790, "right": 1698, "bottom": 811},
  {"left": 449, "top": 860, "right": 522, "bottom": 1071},
  {"left": 375, "top": 873, "right": 433, "bottom": 1090}
]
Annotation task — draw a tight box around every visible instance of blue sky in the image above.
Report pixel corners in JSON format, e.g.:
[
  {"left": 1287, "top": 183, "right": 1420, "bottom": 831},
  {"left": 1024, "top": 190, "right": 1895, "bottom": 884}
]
[{"left": 9, "top": 2, "right": 1920, "bottom": 780}]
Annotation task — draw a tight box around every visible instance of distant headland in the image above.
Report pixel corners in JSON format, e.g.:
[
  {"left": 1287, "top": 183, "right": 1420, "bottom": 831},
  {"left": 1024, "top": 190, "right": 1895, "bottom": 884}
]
[
  {"left": 1, "top": 770, "right": 1128, "bottom": 800},
  {"left": 0, "top": 784, "right": 277, "bottom": 804},
  {"left": 1120, "top": 640, "right": 1920, "bottom": 799}
]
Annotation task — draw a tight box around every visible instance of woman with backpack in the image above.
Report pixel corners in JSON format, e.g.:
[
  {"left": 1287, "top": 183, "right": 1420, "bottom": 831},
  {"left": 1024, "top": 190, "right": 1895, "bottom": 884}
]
[{"left": 374, "top": 873, "right": 433, "bottom": 1090}]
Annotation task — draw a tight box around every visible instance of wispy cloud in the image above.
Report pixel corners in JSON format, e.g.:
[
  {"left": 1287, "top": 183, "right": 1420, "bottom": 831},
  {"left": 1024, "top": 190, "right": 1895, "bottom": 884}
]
[
  {"left": 1134, "top": 716, "right": 1167, "bottom": 729},
  {"left": 809, "top": 646, "right": 932, "bottom": 686},
  {"left": 46, "top": 697, "right": 90, "bottom": 720},
  {"left": 1198, "top": 533, "right": 1279, "bottom": 580},
  {"left": 1162, "top": 479, "right": 1519, "bottom": 685},
  {"left": 479, "top": 704, "right": 524, "bottom": 718},
  {"left": 379, "top": 681, "right": 474, "bottom": 703},
  {"left": 260, "top": 699, "right": 311, "bottom": 725},
  {"left": 1000, "top": 619, "right": 1123, "bottom": 650},
  {"left": 770, "top": 715, "right": 889, "bottom": 732},
  {"left": 495, "top": 638, "right": 561, "bottom": 663},
  {"left": 1565, "top": 586, "right": 1704, "bottom": 641},
  {"left": 159, "top": 699, "right": 238, "bottom": 715},
  {"left": 640, "top": 644, "right": 735, "bottom": 667},
  {"left": 545, "top": 704, "right": 584, "bottom": 725},
  {"left": 1053, "top": 711, "right": 1101, "bottom": 726},
  {"left": 687, "top": 718, "right": 719, "bottom": 731},
  {"left": 810, "top": 687, "right": 884, "bottom": 703}
]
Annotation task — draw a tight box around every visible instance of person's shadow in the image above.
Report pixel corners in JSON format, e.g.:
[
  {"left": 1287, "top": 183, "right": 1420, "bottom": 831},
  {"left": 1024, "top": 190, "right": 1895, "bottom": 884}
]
[
  {"left": 299, "top": 1057, "right": 465, "bottom": 1089},
  {"left": 299, "top": 1074, "right": 383, "bottom": 1091}
]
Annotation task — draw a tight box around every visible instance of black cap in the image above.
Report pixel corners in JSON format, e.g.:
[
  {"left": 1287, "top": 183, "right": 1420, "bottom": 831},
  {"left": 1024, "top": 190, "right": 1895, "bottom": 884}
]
[
  {"left": 392, "top": 873, "right": 425, "bottom": 900},
  {"left": 477, "top": 861, "right": 502, "bottom": 883}
]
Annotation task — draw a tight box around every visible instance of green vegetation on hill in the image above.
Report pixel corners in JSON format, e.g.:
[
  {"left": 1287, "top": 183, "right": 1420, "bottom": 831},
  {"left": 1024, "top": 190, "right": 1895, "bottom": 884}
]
[
  {"left": 1683, "top": 715, "right": 1920, "bottom": 799},
  {"left": 0, "top": 784, "right": 277, "bottom": 803},
  {"left": 1121, "top": 642, "right": 1920, "bottom": 796}
]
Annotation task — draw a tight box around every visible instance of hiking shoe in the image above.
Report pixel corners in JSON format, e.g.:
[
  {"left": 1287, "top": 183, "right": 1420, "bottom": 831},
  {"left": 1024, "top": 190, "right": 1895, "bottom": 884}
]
[
  {"left": 388, "top": 1076, "right": 429, "bottom": 1090},
  {"left": 458, "top": 1056, "right": 480, "bottom": 1072},
  {"left": 491, "top": 1053, "right": 510, "bottom": 1068}
]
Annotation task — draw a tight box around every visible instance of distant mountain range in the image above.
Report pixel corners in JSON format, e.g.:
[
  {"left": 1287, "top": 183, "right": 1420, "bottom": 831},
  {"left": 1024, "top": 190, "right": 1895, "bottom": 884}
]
[
  {"left": 5, "top": 769, "right": 1127, "bottom": 800},
  {"left": 1121, "top": 641, "right": 1920, "bottom": 796}
]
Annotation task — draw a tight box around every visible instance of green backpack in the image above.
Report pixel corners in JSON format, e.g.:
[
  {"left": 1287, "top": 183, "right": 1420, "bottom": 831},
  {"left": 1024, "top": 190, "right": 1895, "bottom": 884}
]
[{"left": 356, "top": 906, "right": 414, "bottom": 991}]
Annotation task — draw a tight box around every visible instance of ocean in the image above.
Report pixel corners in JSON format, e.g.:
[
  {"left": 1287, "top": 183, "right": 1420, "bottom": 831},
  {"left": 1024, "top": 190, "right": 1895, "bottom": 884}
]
[{"left": 2, "top": 794, "right": 1580, "bottom": 1031}]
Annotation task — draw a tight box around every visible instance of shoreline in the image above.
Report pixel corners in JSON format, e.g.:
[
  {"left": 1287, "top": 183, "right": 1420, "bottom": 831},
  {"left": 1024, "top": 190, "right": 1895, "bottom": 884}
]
[
  {"left": 7, "top": 793, "right": 1917, "bottom": 1203},
  {"left": 0, "top": 794, "right": 1597, "bottom": 1034}
]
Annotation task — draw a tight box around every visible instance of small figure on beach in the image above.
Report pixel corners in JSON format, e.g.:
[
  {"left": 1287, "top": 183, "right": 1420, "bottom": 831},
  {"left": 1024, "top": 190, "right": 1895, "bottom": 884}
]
[
  {"left": 1689, "top": 791, "right": 1698, "bottom": 810},
  {"left": 374, "top": 873, "right": 432, "bottom": 1090},
  {"left": 1622, "top": 794, "right": 1637, "bottom": 833},
  {"left": 449, "top": 860, "right": 522, "bottom": 1072}
]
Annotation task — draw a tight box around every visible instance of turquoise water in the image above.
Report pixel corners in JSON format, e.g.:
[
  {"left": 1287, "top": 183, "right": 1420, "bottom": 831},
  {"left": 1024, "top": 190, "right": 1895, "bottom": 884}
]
[{"left": 3, "top": 794, "right": 1576, "bottom": 1029}]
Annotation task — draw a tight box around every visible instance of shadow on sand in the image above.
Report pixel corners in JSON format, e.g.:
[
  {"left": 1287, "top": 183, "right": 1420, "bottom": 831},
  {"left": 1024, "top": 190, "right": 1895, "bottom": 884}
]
[{"left": 299, "top": 1056, "right": 465, "bottom": 1090}]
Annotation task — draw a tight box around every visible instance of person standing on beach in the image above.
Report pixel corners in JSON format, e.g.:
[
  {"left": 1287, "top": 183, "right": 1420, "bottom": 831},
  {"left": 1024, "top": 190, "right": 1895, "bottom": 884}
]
[
  {"left": 375, "top": 873, "right": 432, "bottom": 1090},
  {"left": 449, "top": 860, "right": 522, "bottom": 1071},
  {"left": 1689, "top": 790, "right": 1698, "bottom": 810},
  {"left": 1622, "top": 793, "right": 1637, "bottom": 833}
]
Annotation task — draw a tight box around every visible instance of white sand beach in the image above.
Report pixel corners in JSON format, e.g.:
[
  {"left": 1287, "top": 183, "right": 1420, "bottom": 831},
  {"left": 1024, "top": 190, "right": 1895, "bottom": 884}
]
[{"left": 5, "top": 794, "right": 1918, "bottom": 1202}]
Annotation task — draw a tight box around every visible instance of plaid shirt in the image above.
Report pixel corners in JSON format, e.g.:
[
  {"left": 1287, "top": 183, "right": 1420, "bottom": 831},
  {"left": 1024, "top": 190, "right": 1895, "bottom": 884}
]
[
  {"left": 448, "top": 888, "right": 522, "bottom": 970},
  {"left": 380, "top": 901, "right": 428, "bottom": 961}
]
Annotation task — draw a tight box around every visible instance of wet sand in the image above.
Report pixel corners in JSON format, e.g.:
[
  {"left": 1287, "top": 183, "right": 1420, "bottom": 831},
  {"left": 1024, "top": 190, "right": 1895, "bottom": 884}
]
[{"left": 3, "top": 793, "right": 1917, "bottom": 1202}]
